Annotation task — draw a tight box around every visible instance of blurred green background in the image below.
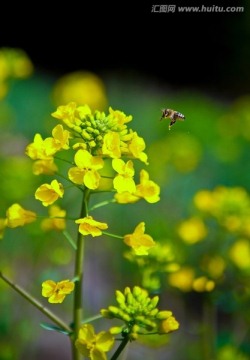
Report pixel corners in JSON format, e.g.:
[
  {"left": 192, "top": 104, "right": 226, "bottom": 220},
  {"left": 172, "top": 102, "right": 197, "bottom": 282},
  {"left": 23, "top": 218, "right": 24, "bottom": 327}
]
[{"left": 1, "top": 1, "right": 250, "bottom": 359}]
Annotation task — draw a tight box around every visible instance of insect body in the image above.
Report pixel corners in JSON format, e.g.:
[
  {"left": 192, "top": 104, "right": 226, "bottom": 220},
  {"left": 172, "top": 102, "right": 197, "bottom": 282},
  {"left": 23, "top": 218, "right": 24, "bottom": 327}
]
[{"left": 160, "top": 108, "right": 185, "bottom": 130}]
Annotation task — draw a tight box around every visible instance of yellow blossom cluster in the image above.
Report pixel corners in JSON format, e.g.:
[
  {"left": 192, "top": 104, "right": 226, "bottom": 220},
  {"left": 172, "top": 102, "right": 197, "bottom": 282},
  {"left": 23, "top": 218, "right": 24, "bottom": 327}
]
[{"left": 2, "top": 102, "right": 161, "bottom": 256}]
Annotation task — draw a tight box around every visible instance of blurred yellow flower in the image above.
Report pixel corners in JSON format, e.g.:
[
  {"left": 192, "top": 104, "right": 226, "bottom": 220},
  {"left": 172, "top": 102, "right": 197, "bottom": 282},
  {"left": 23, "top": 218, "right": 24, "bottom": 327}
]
[
  {"left": 123, "top": 222, "right": 156, "bottom": 255},
  {"left": 75, "top": 324, "right": 114, "bottom": 360},
  {"left": 192, "top": 276, "right": 215, "bottom": 292},
  {"left": 217, "top": 344, "right": 249, "bottom": 360},
  {"left": 6, "top": 203, "right": 36, "bottom": 228},
  {"left": 194, "top": 190, "right": 214, "bottom": 212},
  {"left": 53, "top": 71, "right": 107, "bottom": 111},
  {"left": 35, "top": 179, "right": 64, "bottom": 206},
  {"left": 32, "top": 159, "right": 58, "bottom": 175},
  {"left": 229, "top": 239, "right": 250, "bottom": 270},
  {"left": 203, "top": 256, "right": 226, "bottom": 279},
  {"left": 41, "top": 205, "right": 66, "bottom": 231},
  {"left": 0, "top": 48, "right": 33, "bottom": 99},
  {"left": 168, "top": 267, "right": 194, "bottom": 292},
  {"left": 75, "top": 216, "right": 108, "bottom": 237},
  {"left": 42, "top": 279, "right": 74, "bottom": 303},
  {"left": 177, "top": 217, "right": 207, "bottom": 244}
]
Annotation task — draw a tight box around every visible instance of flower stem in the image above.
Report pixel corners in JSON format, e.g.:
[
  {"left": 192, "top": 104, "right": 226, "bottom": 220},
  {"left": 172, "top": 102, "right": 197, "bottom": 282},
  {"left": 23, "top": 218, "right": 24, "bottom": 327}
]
[
  {"left": 0, "top": 272, "right": 72, "bottom": 334},
  {"left": 71, "top": 189, "right": 90, "bottom": 360},
  {"left": 111, "top": 336, "right": 130, "bottom": 360},
  {"left": 102, "top": 231, "right": 123, "bottom": 239},
  {"left": 201, "top": 299, "right": 216, "bottom": 360}
]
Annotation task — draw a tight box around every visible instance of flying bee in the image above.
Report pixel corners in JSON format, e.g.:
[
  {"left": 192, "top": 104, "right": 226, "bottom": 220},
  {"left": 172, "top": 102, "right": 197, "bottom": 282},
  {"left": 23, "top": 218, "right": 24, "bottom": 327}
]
[{"left": 160, "top": 108, "right": 185, "bottom": 130}]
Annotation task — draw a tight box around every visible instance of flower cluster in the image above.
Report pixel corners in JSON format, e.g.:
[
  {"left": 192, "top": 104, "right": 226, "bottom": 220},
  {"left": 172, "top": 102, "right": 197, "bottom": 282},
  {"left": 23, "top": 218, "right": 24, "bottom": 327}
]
[
  {"left": 1, "top": 101, "right": 180, "bottom": 359},
  {"left": 2, "top": 103, "right": 160, "bottom": 254},
  {"left": 101, "top": 286, "right": 179, "bottom": 340}
]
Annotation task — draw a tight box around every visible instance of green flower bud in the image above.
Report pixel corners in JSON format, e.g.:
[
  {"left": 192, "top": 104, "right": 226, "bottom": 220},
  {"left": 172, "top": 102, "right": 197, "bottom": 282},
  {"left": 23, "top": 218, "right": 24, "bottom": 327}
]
[
  {"left": 149, "top": 308, "right": 159, "bottom": 317},
  {"left": 109, "top": 326, "right": 123, "bottom": 335},
  {"left": 81, "top": 129, "right": 92, "bottom": 140},
  {"left": 156, "top": 310, "right": 173, "bottom": 320},
  {"left": 108, "top": 305, "right": 120, "bottom": 315},
  {"left": 100, "top": 309, "right": 113, "bottom": 318},
  {"left": 116, "top": 290, "right": 125, "bottom": 305}
]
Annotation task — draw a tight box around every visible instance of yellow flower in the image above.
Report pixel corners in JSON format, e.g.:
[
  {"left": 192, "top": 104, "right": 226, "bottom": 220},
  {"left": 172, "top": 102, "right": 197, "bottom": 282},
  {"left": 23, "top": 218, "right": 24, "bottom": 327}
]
[
  {"left": 128, "top": 132, "right": 148, "bottom": 164},
  {"left": 32, "top": 160, "right": 58, "bottom": 175},
  {"left": 0, "top": 48, "right": 33, "bottom": 79},
  {"left": 192, "top": 276, "right": 215, "bottom": 292},
  {"left": 75, "top": 324, "right": 114, "bottom": 360},
  {"left": 75, "top": 216, "right": 108, "bottom": 237},
  {"left": 203, "top": 256, "right": 226, "bottom": 279},
  {"left": 68, "top": 149, "right": 104, "bottom": 190},
  {"left": 108, "top": 107, "right": 132, "bottom": 125},
  {"left": 35, "top": 179, "right": 64, "bottom": 206},
  {"left": 26, "top": 133, "right": 54, "bottom": 160},
  {"left": 115, "top": 191, "right": 140, "bottom": 204},
  {"left": 26, "top": 125, "right": 70, "bottom": 161},
  {"left": 177, "top": 217, "right": 207, "bottom": 244},
  {"left": 6, "top": 203, "right": 37, "bottom": 228},
  {"left": 102, "top": 132, "right": 121, "bottom": 158},
  {"left": 0, "top": 48, "right": 33, "bottom": 99},
  {"left": 51, "top": 101, "right": 79, "bottom": 125},
  {"left": 159, "top": 315, "right": 180, "bottom": 333},
  {"left": 52, "top": 71, "right": 107, "bottom": 111},
  {"left": 112, "top": 159, "right": 136, "bottom": 193},
  {"left": 51, "top": 124, "right": 70, "bottom": 150},
  {"left": 193, "top": 190, "right": 214, "bottom": 212},
  {"left": 42, "top": 279, "right": 75, "bottom": 303},
  {"left": 114, "top": 170, "right": 160, "bottom": 204},
  {"left": 0, "top": 218, "right": 7, "bottom": 239},
  {"left": 135, "top": 170, "right": 160, "bottom": 203},
  {"left": 168, "top": 267, "right": 195, "bottom": 292},
  {"left": 41, "top": 205, "right": 66, "bottom": 231},
  {"left": 229, "top": 239, "right": 250, "bottom": 269},
  {"left": 123, "top": 222, "right": 156, "bottom": 255}
]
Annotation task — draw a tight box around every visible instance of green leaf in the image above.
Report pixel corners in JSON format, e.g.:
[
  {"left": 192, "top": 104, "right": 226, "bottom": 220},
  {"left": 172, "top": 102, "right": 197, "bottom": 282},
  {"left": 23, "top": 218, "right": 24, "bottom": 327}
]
[{"left": 40, "top": 322, "right": 71, "bottom": 335}]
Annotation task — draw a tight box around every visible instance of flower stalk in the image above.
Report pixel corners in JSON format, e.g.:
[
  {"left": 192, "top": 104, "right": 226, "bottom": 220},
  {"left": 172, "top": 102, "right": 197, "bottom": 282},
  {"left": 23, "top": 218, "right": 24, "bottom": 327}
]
[
  {"left": 1, "top": 102, "right": 179, "bottom": 359},
  {"left": 72, "top": 189, "right": 90, "bottom": 360}
]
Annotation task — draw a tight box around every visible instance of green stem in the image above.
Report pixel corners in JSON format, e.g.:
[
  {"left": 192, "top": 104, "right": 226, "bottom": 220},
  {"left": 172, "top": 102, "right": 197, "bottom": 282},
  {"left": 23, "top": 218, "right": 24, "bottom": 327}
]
[
  {"left": 201, "top": 298, "right": 216, "bottom": 360},
  {"left": 63, "top": 230, "right": 77, "bottom": 250},
  {"left": 102, "top": 231, "right": 123, "bottom": 240},
  {"left": 71, "top": 189, "right": 90, "bottom": 360},
  {"left": 0, "top": 272, "right": 72, "bottom": 334},
  {"left": 89, "top": 199, "right": 116, "bottom": 212},
  {"left": 111, "top": 336, "right": 130, "bottom": 360}
]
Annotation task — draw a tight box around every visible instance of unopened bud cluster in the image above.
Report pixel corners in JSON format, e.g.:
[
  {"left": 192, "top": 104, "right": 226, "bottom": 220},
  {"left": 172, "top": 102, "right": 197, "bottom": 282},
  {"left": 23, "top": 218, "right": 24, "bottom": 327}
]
[{"left": 101, "top": 286, "right": 179, "bottom": 340}]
